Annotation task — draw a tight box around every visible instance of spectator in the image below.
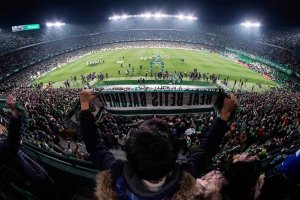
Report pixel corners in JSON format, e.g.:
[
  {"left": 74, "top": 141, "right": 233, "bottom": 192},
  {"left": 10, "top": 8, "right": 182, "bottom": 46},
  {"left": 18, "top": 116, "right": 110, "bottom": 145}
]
[
  {"left": 275, "top": 148, "right": 300, "bottom": 181},
  {"left": 0, "top": 95, "right": 58, "bottom": 200},
  {"left": 79, "top": 90, "right": 237, "bottom": 200},
  {"left": 194, "top": 153, "right": 264, "bottom": 200}
]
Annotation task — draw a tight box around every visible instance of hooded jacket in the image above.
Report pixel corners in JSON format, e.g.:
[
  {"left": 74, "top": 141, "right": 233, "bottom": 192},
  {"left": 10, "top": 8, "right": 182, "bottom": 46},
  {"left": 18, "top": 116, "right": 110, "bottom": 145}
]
[
  {"left": 80, "top": 110, "right": 230, "bottom": 200},
  {"left": 94, "top": 166, "right": 265, "bottom": 200},
  {"left": 0, "top": 115, "right": 48, "bottom": 181}
]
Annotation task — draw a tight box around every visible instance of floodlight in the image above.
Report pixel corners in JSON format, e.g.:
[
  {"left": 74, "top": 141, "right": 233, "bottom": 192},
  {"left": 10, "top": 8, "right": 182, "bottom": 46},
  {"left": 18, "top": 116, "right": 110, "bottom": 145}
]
[
  {"left": 46, "top": 22, "right": 66, "bottom": 27},
  {"left": 154, "top": 13, "right": 163, "bottom": 18},
  {"left": 186, "top": 15, "right": 196, "bottom": 20},
  {"left": 177, "top": 14, "right": 185, "bottom": 19},
  {"left": 108, "top": 13, "right": 197, "bottom": 21},
  {"left": 121, "top": 14, "right": 129, "bottom": 19},
  {"left": 109, "top": 15, "right": 120, "bottom": 20},
  {"left": 174, "top": 14, "right": 197, "bottom": 20},
  {"left": 253, "top": 22, "right": 261, "bottom": 27},
  {"left": 143, "top": 13, "right": 152, "bottom": 18},
  {"left": 240, "top": 21, "right": 261, "bottom": 27}
]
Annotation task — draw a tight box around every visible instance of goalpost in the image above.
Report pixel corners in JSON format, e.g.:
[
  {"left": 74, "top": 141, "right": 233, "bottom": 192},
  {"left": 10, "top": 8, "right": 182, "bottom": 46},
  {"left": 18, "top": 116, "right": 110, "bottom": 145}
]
[{"left": 149, "top": 61, "right": 165, "bottom": 73}]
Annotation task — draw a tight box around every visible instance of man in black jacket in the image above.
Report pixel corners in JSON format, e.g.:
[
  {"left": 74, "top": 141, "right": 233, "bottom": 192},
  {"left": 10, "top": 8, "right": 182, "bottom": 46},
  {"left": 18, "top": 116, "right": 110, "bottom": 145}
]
[
  {"left": 80, "top": 90, "right": 238, "bottom": 200},
  {"left": 0, "top": 96, "right": 22, "bottom": 161},
  {"left": 0, "top": 95, "right": 58, "bottom": 200}
]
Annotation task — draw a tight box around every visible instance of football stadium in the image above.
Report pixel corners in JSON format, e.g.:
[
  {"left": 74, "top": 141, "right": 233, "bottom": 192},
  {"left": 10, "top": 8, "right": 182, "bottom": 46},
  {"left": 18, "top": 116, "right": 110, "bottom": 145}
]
[{"left": 0, "top": 0, "right": 299, "bottom": 199}]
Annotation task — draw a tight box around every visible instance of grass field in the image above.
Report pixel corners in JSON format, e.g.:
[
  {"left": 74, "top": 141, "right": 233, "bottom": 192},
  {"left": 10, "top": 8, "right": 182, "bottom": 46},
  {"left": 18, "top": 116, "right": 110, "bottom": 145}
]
[{"left": 34, "top": 48, "right": 278, "bottom": 92}]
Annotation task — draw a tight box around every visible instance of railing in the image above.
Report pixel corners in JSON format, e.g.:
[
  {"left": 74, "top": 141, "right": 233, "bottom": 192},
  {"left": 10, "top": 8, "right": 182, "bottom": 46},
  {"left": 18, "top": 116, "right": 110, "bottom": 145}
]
[{"left": 22, "top": 142, "right": 98, "bottom": 180}]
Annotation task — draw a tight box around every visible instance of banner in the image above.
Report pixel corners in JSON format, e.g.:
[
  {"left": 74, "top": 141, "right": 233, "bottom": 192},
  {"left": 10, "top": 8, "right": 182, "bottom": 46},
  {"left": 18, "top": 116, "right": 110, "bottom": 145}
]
[
  {"left": 67, "top": 85, "right": 223, "bottom": 124},
  {"left": 94, "top": 90, "right": 221, "bottom": 115}
]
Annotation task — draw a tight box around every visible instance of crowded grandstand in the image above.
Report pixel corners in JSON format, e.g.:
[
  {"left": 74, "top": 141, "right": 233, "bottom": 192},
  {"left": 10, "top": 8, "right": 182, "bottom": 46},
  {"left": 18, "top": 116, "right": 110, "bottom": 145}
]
[{"left": 0, "top": 1, "right": 300, "bottom": 199}]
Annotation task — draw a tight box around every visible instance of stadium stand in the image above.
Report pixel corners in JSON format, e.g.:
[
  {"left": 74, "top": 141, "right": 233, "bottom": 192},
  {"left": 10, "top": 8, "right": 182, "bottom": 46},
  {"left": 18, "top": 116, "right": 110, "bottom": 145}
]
[
  {"left": 0, "top": 17, "right": 300, "bottom": 199},
  {"left": 1, "top": 86, "right": 299, "bottom": 199}
]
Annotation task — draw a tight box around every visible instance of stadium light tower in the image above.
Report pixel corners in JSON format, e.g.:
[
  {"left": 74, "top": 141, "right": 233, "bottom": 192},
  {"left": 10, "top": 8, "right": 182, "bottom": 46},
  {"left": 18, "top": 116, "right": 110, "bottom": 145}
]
[
  {"left": 240, "top": 21, "right": 261, "bottom": 27},
  {"left": 108, "top": 13, "right": 197, "bottom": 21},
  {"left": 46, "top": 22, "right": 66, "bottom": 27}
]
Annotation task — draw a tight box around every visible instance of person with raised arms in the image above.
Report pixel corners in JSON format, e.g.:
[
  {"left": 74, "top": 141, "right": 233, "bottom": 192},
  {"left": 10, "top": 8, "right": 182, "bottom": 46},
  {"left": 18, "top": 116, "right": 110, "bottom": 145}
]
[{"left": 79, "top": 90, "right": 238, "bottom": 200}]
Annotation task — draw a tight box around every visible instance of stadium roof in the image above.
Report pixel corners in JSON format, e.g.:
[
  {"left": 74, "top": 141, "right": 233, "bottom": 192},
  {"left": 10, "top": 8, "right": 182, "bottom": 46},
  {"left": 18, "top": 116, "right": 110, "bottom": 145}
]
[{"left": 0, "top": 0, "right": 299, "bottom": 28}]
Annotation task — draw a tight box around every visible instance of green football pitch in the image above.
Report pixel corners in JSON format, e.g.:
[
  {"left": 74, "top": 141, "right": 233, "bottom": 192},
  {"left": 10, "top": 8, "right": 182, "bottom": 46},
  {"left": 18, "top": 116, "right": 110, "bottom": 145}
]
[{"left": 33, "top": 48, "right": 278, "bottom": 92}]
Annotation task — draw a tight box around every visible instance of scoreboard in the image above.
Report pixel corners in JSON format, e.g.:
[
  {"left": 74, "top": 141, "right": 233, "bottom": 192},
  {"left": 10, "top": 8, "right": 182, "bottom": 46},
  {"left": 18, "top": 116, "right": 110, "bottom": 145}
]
[{"left": 12, "top": 24, "right": 40, "bottom": 32}]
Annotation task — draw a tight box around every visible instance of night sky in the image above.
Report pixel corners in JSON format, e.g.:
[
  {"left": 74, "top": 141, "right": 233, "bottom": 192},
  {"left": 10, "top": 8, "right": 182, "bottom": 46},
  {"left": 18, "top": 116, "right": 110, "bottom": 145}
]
[{"left": 0, "top": 0, "right": 299, "bottom": 28}]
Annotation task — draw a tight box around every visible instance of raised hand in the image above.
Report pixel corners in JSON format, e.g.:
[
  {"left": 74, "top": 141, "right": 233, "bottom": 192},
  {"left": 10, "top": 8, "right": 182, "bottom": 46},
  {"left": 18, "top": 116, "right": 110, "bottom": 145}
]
[
  {"left": 6, "top": 95, "right": 16, "bottom": 110},
  {"left": 6, "top": 95, "right": 18, "bottom": 118},
  {"left": 80, "top": 89, "right": 96, "bottom": 110},
  {"left": 0, "top": 124, "right": 7, "bottom": 135},
  {"left": 220, "top": 94, "right": 238, "bottom": 121}
]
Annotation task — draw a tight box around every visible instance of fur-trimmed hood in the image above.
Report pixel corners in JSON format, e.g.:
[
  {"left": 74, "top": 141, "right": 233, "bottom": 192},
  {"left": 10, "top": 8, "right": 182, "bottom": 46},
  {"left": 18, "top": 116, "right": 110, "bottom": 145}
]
[
  {"left": 94, "top": 170, "right": 264, "bottom": 200},
  {"left": 95, "top": 170, "right": 118, "bottom": 200},
  {"left": 95, "top": 170, "right": 196, "bottom": 200}
]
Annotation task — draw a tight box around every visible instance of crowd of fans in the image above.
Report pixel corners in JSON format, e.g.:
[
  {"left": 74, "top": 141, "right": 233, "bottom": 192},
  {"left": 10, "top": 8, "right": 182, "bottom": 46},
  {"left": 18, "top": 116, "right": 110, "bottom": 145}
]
[
  {"left": 1, "top": 87, "right": 299, "bottom": 163},
  {"left": 217, "top": 89, "right": 299, "bottom": 160},
  {"left": 0, "top": 85, "right": 299, "bottom": 199},
  {"left": 0, "top": 88, "right": 89, "bottom": 160},
  {"left": 0, "top": 24, "right": 106, "bottom": 55},
  {"left": 90, "top": 89, "right": 300, "bottom": 163},
  {"left": 3, "top": 86, "right": 300, "bottom": 198}
]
